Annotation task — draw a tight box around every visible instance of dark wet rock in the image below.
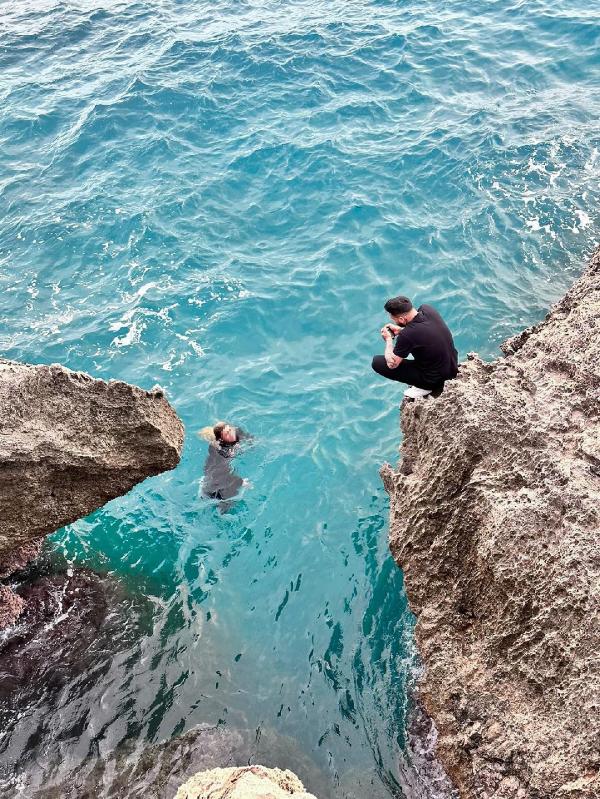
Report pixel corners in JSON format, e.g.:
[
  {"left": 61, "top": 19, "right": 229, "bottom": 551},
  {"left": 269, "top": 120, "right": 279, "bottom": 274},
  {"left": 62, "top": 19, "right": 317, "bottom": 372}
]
[
  {"left": 30, "top": 723, "right": 248, "bottom": 799},
  {"left": 0, "top": 568, "right": 144, "bottom": 712},
  {"left": 26, "top": 723, "right": 327, "bottom": 799},
  {"left": 382, "top": 249, "right": 600, "bottom": 797},
  {"left": 0, "top": 565, "right": 156, "bottom": 799},
  {"left": 401, "top": 696, "right": 459, "bottom": 799},
  {"left": 0, "top": 538, "right": 44, "bottom": 581},
  {"left": 0, "top": 360, "right": 184, "bottom": 627}
]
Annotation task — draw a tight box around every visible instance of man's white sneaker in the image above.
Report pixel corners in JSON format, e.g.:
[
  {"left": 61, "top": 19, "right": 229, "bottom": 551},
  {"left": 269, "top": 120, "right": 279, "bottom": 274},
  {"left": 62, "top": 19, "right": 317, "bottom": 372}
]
[{"left": 404, "top": 385, "right": 432, "bottom": 399}]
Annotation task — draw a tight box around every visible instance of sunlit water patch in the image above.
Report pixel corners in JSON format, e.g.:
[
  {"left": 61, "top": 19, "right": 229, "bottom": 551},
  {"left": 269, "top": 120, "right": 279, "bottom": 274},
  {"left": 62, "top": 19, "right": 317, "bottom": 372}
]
[{"left": 0, "top": 0, "right": 599, "bottom": 797}]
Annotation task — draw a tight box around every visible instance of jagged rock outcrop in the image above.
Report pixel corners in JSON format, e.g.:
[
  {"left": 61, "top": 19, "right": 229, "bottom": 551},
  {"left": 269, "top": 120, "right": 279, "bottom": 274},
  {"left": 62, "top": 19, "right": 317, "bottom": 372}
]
[
  {"left": 175, "top": 766, "right": 317, "bottom": 799},
  {"left": 0, "top": 360, "right": 184, "bottom": 626},
  {"left": 382, "top": 249, "right": 600, "bottom": 798}
]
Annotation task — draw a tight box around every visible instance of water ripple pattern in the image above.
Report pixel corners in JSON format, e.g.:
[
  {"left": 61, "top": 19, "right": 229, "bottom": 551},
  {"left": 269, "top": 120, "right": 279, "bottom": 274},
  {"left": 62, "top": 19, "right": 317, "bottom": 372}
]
[{"left": 0, "top": 1, "right": 599, "bottom": 797}]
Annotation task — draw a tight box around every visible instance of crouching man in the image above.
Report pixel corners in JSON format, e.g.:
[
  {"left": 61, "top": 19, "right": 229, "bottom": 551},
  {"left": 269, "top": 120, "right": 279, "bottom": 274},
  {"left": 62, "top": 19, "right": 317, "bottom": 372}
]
[{"left": 372, "top": 295, "right": 458, "bottom": 399}]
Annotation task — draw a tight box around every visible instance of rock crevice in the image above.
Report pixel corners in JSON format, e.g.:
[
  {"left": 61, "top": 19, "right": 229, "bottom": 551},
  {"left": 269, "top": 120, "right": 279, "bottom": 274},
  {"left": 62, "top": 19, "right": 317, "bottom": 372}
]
[{"left": 382, "top": 250, "right": 600, "bottom": 798}]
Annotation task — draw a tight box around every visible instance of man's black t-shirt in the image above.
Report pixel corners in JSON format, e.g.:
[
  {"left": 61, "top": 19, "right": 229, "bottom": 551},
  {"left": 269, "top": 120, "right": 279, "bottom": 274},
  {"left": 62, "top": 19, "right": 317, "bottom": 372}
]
[{"left": 393, "top": 304, "right": 458, "bottom": 384}]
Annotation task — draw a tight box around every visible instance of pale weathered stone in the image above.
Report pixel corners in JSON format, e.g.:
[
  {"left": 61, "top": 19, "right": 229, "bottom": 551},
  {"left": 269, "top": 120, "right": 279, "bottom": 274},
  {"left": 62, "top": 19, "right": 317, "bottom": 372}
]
[
  {"left": 175, "top": 765, "right": 318, "bottom": 799},
  {"left": 0, "top": 360, "right": 184, "bottom": 625},
  {"left": 0, "top": 584, "right": 24, "bottom": 628},
  {"left": 382, "top": 249, "right": 600, "bottom": 797}
]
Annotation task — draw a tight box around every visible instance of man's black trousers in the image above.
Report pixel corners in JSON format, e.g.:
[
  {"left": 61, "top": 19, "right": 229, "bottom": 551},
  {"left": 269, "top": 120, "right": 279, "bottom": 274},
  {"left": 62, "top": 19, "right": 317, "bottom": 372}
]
[{"left": 371, "top": 355, "right": 444, "bottom": 394}]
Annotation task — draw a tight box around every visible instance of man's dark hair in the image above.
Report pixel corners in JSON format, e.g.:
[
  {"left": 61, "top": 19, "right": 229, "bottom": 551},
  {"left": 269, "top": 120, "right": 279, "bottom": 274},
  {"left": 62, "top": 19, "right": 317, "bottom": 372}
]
[
  {"left": 384, "top": 296, "right": 413, "bottom": 315},
  {"left": 213, "top": 421, "right": 239, "bottom": 444},
  {"left": 213, "top": 422, "right": 226, "bottom": 441}
]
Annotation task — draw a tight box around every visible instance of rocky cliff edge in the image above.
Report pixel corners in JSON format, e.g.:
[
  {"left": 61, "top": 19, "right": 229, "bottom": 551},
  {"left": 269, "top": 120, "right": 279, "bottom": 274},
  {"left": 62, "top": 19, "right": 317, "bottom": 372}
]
[
  {"left": 0, "top": 360, "right": 184, "bottom": 627},
  {"left": 382, "top": 250, "right": 600, "bottom": 798}
]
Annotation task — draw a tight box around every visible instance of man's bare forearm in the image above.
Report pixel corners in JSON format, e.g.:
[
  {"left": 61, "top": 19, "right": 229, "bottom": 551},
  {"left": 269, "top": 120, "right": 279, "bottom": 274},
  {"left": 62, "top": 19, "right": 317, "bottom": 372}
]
[{"left": 384, "top": 338, "right": 401, "bottom": 368}]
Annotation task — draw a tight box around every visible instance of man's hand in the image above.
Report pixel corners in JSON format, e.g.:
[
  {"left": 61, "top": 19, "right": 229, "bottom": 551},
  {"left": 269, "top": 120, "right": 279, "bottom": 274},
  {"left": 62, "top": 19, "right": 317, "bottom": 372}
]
[
  {"left": 382, "top": 325, "right": 403, "bottom": 369},
  {"left": 381, "top": 324, "right": 400, "bottom": 340}
]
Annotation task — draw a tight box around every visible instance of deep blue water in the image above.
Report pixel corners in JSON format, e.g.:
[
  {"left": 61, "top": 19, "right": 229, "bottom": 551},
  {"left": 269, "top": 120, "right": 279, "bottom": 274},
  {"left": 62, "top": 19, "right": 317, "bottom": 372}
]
[{"left": 0, "top": 1, "right": 598, "bottom": 797}]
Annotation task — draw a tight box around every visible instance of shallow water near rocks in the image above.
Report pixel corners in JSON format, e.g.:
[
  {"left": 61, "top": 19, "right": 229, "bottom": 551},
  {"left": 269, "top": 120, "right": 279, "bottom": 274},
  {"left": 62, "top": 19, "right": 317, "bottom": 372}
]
[{"left": 0, "top": 1, "right": 599, "bottom": 797}]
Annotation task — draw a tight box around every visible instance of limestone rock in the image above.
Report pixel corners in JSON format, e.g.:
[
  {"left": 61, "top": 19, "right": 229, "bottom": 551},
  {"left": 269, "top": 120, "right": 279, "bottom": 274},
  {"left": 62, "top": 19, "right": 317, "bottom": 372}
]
[
  {"left": 382, "top": 249, "right": 600, "bottom": 798},
  {"left": 175, "top": 766, "right": 318, "bottom": 799},
  {"left": 0, "top": 360, "right": 184, "bottom": 624}
]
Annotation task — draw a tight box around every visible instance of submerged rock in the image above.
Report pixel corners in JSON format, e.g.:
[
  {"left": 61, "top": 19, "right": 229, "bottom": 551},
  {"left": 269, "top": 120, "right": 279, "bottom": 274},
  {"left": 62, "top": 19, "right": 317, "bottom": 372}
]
[
  {"left": 24, "top": 721, "right": 326, "bottom": 799},
  {"left": 27, "top": 723, "right": 248, "bottom": 799},
  {"left": 0, "top": 567, "right": 150, "bottom": 717},
  {"left": 0, "top": 360, "right": 184, "bottom": 626},
  {"left": 402, "top": 696, "right": 459, "bottom": 799},
  {"left": 382, "top": 249, "right": 600, "bottom": 797},
  {"left": 175, "top": 765, "right": 318, "bottom": 799}
]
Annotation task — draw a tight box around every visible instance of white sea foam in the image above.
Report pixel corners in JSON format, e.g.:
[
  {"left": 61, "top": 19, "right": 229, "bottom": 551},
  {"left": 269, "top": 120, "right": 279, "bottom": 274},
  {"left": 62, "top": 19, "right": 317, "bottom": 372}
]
[{"left": 112, "top": 319, "right": 141, "bottom": 347}]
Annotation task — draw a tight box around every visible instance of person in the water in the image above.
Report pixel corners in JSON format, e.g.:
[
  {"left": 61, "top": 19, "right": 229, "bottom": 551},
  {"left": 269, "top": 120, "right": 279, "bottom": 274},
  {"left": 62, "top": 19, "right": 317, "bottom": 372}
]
[
  {"left": 372, "top": 295, "right": 458, "bottom": 398},
  {"left": 199, "top": 422, "right": 249, "bottom": 511},
  {"left": 212, "top": 421, "right": 240, "bottom": 445}
]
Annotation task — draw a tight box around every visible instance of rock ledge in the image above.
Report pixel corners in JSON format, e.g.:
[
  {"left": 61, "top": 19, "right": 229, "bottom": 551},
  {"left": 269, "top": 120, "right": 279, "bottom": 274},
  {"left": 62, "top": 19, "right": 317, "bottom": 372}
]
[
  {"left": 0, "top": 360, "right": 184, "bottom": 626},
  {"left": 382, "top": 250, "right": 600, "bottom": 798}
]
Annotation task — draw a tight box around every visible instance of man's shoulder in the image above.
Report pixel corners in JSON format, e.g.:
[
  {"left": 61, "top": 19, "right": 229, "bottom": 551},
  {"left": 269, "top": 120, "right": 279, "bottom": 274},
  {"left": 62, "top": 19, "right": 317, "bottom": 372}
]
[
  {"left": 395, "top": 325, "right": 415, "bottom": 341},
  {"left": 393, "top": 326, "right": 415, "bottom": 355},
  {"left": 419, "top": 304, "right": 449, "bottom": 327}
]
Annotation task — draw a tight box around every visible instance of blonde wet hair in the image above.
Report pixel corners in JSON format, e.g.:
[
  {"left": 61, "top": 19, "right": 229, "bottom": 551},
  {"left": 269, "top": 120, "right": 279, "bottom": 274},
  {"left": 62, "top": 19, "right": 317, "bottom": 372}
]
[
  {"left": 198, "top": 421, "right": 238, "bottom": 443},
  {"left": 198, "top": 422, "right": 224, "bottom": 443}
]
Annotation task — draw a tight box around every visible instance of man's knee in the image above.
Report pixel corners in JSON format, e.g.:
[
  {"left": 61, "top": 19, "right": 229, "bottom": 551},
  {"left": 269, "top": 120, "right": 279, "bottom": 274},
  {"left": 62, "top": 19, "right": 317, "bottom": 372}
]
[{"left": 371, "top": 355, "right": 386, "bottom": 375}]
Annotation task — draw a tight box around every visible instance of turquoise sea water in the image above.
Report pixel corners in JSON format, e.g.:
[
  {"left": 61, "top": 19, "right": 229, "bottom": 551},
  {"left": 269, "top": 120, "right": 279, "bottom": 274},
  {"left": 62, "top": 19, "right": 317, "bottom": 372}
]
[{"left": 0, "top": 1, "right": 599, "bottom": 797}]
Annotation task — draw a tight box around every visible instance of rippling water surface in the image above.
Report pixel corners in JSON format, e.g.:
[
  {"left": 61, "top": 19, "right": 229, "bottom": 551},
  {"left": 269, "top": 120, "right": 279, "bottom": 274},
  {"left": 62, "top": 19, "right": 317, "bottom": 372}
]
[{"left": 0, "top": 1, "right": 599, "bottom": 797}]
